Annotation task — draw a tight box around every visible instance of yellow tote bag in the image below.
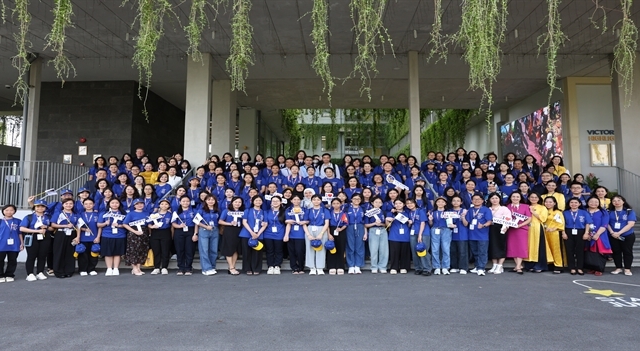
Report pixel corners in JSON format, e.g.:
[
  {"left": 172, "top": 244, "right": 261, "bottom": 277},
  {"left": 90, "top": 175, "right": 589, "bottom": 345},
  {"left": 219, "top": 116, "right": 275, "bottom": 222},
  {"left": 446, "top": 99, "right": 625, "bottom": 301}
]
[{"left": 143, "top": 249, "right": 154, "bottom": 267}]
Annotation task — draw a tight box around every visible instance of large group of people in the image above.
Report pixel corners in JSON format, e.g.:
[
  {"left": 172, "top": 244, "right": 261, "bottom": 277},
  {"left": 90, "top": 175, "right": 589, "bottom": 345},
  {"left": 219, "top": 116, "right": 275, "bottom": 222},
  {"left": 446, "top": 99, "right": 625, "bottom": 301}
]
[{"left": 0, "top": 147, "right": 635, "bottom": 283}]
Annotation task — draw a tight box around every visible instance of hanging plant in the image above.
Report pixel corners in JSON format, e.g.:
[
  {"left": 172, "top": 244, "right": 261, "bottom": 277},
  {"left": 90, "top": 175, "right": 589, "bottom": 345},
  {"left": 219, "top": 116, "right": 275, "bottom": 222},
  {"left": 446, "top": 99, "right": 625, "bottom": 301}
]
[
  {"left": 185, "top": 0, "right": 225, "bottom": 62},
  {"left": 612, "top": 0, "right": 638, "bottom": 106},
  {"left": 349, "top": 0, "right": 394, "bottom": 101},
  {"left": 11, "top": 0, "right": 31, "bottom": 105},
  {"left": 45, "top": 0, "right": 76, "bottom": 85},
  {"left": 282, "top": 109, "right": 302, "bottom": 156},
  {"left": 454, "top": 0, "right": 508, "bottom": 130},
  {"left": 427, "top": 0, "right": 449, "bottom": 63},
  {"left": 227, "top": 0, "right": 254, "bottom": 93},
  {"left": 310, "top": 0, "right": 335, "bottom": 105},
  {"left": 127, "top": 0, "right": 174, "bottom": 117},
  {"left": 537, "top": 0, "right": 568, "bottom": 107}
]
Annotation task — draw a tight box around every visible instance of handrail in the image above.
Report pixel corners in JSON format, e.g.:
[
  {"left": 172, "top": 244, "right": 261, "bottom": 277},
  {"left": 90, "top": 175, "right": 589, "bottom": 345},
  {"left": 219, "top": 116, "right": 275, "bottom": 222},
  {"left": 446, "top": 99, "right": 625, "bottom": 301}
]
[
  {"left": 160, "top": 167, "right": 196, "bottom": 201},
  {"left": 615, "top": 166, "right": 640, "bottom": 209}
]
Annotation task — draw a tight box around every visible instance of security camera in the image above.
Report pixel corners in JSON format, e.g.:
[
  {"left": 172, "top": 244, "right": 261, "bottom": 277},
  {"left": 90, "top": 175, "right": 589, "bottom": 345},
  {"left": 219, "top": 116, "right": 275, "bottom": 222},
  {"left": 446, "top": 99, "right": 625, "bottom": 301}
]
[{"left": 4, "top": 85, "right": 10, "bottom": 89}]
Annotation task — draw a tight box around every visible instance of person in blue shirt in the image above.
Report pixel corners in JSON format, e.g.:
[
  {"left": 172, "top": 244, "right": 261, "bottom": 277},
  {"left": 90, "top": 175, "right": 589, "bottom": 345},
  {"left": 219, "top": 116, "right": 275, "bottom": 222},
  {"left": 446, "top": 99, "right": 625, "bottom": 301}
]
[
  {"left": 364, "top": 196, "right": 389, "bottom": 274},
  {"left": 304, "top": 195, "right": 330, "bottom": 275},
  {"left": 141, "top": 184, "right": 158, "bottom": 214},
  {"left": 171, "top": 196, "right": 199, "bottom": 276},
  {"left": 460, "top": 180, "right": 480, "bottom": 209},
  {"left": 499, "top": 173, "right": 518, "bottom": 197},
  {"left": 383, "top": 188, "right": 401, "bottom": 213},
  {"left": 20, "top": 199, "right": 52, "bottom": 281},
  {"left": 283, "top": 164, "right": 304, "bottom": 189},
  {"left": 76, "top": 198, "right": 100, "bottom": 276},
  {"left": 88, "top": 156, "right": 107, "bottom": 182},
  {"left": 112, "top": 173, "right": 131, "bottom": 198},
  {"left": 343, "top": 177, "right": 362, "bottom": 201},
  {"left": 429, "top": 196, "right": 453, "bottom": 275},
  {"left": 301, "top": 166, "right": 321, "bottom": 194},
  {"left": 359, "top": 163, "right": 375, "bottom": 188},
  {"left": 466, "top": 194, "right": 493, "bottom": 276},
  {"left": 168, "top": 186, "right": 187, "bottom": 212},
  {"left": 410, "top": 185, "right": 433, "bottom": 212},
  {"left": 406, "top": 198, "right": 430, "bottom": 275},
  {"left": 148, "top": 199, "right": 173, "bottom": 275},
  {"left": 186, "top": 178, "right": 203, "bottom": 208},
  {"left": 0, "top": 205, "right": 23, "bottom": 283},
  {"left": 449, "top": 196, "right": 469, "bottom": 274},
  {"left": 208, "top": 174, "right": 228, "bottom": 201},
  {"left": 607, "top": 195, "right": 637, "bottom": 276},
  {"left": 264, "top": 196, "right": 286, "bottom": 274},
  {"left": 119, "top": 185, "right": 140, "bottom": 213},
  {"left": 562, "top": 198, "right": 593, "bottom": 275},
  {"left": 385, "top": 199, "right": 411, "bottom": 274},
  {"left": 239, "top": 173, "right": 256, "bottom": 203},
  {"left": 345, "top": 193, "right": 366, "bottom": 274},
  {"left": 265, "top": 164, "right": 285, "bottom": 193},
  {"left": 195, "top": 194, "right": 220, "bottom": 276},
  {"left": 433, "top": 171, "right": 451, "bottom": 197},
  {"left": 322, "top": 167, "right": 344, "bottom": 192},
  {"left": 370, "top": 174, "right": 388, "bottom": 201},
  {"left": 240, "top": 195, "right": 267, "bottom": 275},
  {"left": 326, "top": 198, "right": 348, "bottom": 274},
  {"left": 123, "top": 199, "right": 151, "bottom": 276},
  {"left": 75, "top": 188, "right": 92, "bottom": 214},
  {"left": 51, "top": 198, "right": 78, "bottom": 278},
  {"left": 284, "top": 195, "right": 308, "bottom": 274},
  {"left": 584, "top": 196, "right": 611, "bottom": 275},
  {"left": 219, "top": 196, "right": 245, "bottom": 276}
]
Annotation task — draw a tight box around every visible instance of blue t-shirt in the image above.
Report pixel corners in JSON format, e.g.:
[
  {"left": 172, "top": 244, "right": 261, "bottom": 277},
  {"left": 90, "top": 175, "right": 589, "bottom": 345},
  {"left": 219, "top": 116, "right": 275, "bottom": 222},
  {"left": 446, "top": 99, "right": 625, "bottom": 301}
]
[
  {"left": 52, "top": 210, "right": 79, "bottom": 228},
  {"left": 301, "top": 176, "right": 321, "bottom": 194},
  {"left": 78, "top": 211, "right": 100, "bottom": 242},
  {"left": 450, "top": 209, "right": 469, "bottom": 241},
  {"left": 305, "top": 207, "right": 331, "bottom": 227},
  {"left": 239, "top": 208, "right": 265, "bottom": 239},
  {"left": 124, "top": 210, "right": 149, "bottom": 231},
  {"left": 197, "top": 208, "right": 220, "bottom": 229},
  {"left": 0, "top": 218, "right": 22, "bottom": 251},
  {"left": 173, "top": 208, "right": 197, "bottom": 227},
  {"left": 328, "top": 210, "right": 348, "bottom": 228},
  {"left": 407, "top": 208, "right": 429, "bottom": 237},
  {"left": 286, "top": 209, "right": 306, "bottom": 239},
  {"left": 20, "top": 213, "right": 51, "bottom": 231},
  {"left": 149, "top": 212, "right": 172, "bottom": 230},
  {"left": 430, "top": 209, "right": 448, "bottom": 228},
  {"left": 609, "top": 209, "right": 637, "bottom": 236},
  {"left": 99, "top": 211, "right": 127, "bottom": 239},
  {"left": 220, "top": 209, "right": 244, "bottom": 228},
  {"left": 387, "top": 210, "right": 410, "bottom": 242},
  {"left": 466, "top": 206, "right": 493, "bottom": 241},
  {"left": 264, "top": 209, "right": 285, "bottom": 240},
  {"left": 563, "top": 209, "right": 593, "bottom": 230},
  {"left": 346, "top": 205, "right": 365, "bottom": 227},
  {"left": 588, "top": 209, "right": 610, "bottom": 235}
]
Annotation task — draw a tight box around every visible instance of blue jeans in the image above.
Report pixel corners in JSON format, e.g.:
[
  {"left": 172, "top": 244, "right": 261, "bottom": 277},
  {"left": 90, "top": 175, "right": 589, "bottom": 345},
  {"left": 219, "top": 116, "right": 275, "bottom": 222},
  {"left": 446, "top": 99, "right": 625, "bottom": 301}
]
[
  {"left": 346, "top": 224, "right": 365, "bottom": 267},
  {"left": 431, "top": 227, "right": 452, "bottom": 269},
  {"left": 470, "top": 240, "right": 489, "bottom": 270},
  {"left": 450, "top": 240, "right": 469, "bottom": 270},
  {"left": 198, "top": 227, "right": 219, "bottom": 271},
  {"left": 368, "top": 227, "right": 389, "bottom": 271},
  {"left": 410, "top": 234, "right": 432, "bottom": 271}
]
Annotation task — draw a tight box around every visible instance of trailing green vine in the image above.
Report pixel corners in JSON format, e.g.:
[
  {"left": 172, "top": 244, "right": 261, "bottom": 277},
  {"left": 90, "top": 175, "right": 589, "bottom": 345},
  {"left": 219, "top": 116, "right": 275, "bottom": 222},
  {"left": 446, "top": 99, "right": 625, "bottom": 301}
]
[
  {"left": 454, "top": 0, "right": 508, "bottom": 130},
  {"left": 537, "top": 0, "right": 568, "bottom": 106},
  {"left": 227, "top": 0, "right": 254, "bottom": 93},
  {"left": 420, "top": 109, "right": 473, "bottom": 155},
  {"left": 45, "top": 0, "right": 76, "bottom": 85},
  {"left": 282, "top": 109, "right": 303, "bottom": 156},
  {"left": 612, "top": 0, "right": 638, "bottom": 106},
  {"left": 310, "top": 0, "right": 335, "bottom": 105},
  {"left": 348, "top": 0, "right": 394, "bottom": 101},
  {"left": 427, "top": 0, "right": 449, "bottom": 63},
  {"left": 127, "top": 0, "right": 174, "bottom": 117},
  {"left": 185, "top": 0, "right": 225, "bottom": 62},
  {"left": 11, "top": 0, "right": 31, "bottom": 105}
]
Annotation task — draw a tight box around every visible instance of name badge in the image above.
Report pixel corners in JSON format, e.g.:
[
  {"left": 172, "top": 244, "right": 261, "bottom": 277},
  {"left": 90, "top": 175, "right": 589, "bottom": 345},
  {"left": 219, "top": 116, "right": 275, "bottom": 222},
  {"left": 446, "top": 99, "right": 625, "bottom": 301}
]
[
  {"left": 469, "top": 225, "right": 475, "bottom": 230},
  {"left": 410, "top": 229, "right": 415, "bottom": 236},
  {"left": 191, "top": 200, "right": 195, "bottom": 206},
  {"left": 472, "top": 219, "right": 478, "bottom": 225},
  {"left": 375, "top": 229, "right": 381, "bottom": 236},
  {"left": 112, "top": 227, "right": 118, "bottom": 234},
  {"left": 434, "top": 228, "right": 441, "bottom": 235},
  {"left": 85, "top": 232, "right": 91, "bottom": 236},
  {"left": 183, "top": 226, "right": 189, "bottom": 232},
  {"left": 294, "top": 225, "right": 300, "bottom": 231},
  {"left": 453, "top": 227, "right": 458, "bottom": 233},
  {"left": 614, "top": 222, "right": 621, "bottom": 229},
  {"left": 334, "top": 230, "right": 339, "bottom": 237},
  {"left": 64, "top": 229, "right": 73, "bottom": 236},
  {"left": 571, "top": 229, "right": 578, "bottom": 235},
  {"left": 399, "top": 228, "right": 405, "bottom": 234},
  {"left": 7, "top": 238, "right": 14, "bottom": 245},
  {"left": 272, "top": 226, "right": 278, "bottom": 233},
  {"left": 37, "top": 234, "right": 44, "bottom": 240}
]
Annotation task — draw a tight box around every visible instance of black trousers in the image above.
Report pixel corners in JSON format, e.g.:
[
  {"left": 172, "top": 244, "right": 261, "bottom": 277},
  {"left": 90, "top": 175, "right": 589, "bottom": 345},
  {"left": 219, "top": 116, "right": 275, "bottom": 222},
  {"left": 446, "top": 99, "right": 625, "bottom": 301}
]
[
  {"left": 565, "top": 229, "right": 587, "bottom": 270},
  {"left": 241, "top": 238, "right": 264, "bottom": 273},
  {"left": 326, "top": 226, "right": 346, "bottom": 270},
  {"left": 389, "top": 241, "right": 411, "bottom": 271},
  {"left": 150, "top": 228, "right": 172, "bottom": 269},
  {"left": 264, "top": 239, "right": 283, "bottom": 267},
  {"left": 52, "top": 230, "right": 77, "bottom": 277},
  {"left": 0, "top": 251, "right": 18, "bottom": 278},
  {"left": 288, "top": 238, "right": 306, "bottom": 272},
  {"left": 174, "top": 227, "right": 195, "bottom": 272},
  {"left": 46, "top": 231, "right": 55, "bottom": 270},
  {"left": 77, "top": 243, "right": 98, "bottom": 273},
  {"left": 610, "top": 233, "right": 636, "bottom": 269},
  {"left": 25, "top": 234, "right": 51, "bottom": 275}
]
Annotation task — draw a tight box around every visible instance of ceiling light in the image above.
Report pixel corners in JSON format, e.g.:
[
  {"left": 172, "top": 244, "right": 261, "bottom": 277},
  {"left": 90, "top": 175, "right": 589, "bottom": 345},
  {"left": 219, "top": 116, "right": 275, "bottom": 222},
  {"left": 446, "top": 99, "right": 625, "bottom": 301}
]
[
  {"left": 126, "top": 32, "right": 129, "bottom": 41},
  {"left": 212, "top": 31, "right": 215, "bottom": 40},
  {"left": 514, "top": 29, "right": 518, "bottom": 38},
  {"left": 413, "top": 29, "right": 417, "bottom": 39}
]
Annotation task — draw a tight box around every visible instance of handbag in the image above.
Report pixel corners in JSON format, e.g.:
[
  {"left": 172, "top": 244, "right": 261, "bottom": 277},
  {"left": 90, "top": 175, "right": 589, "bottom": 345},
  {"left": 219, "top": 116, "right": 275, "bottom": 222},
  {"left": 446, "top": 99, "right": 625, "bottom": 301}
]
[
  {"left": 143, "top": 249, "right": 154, "bottom": 267},
  {"left": 583, "top": 245, "right": 606, "bottom": 272}
]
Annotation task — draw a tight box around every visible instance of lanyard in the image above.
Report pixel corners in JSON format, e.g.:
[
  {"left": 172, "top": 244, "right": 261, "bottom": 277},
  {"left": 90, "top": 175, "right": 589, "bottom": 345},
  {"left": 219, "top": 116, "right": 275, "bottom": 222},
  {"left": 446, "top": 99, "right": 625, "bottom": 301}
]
[
  {"left": 571, "top": 210, "right": 578, "bottom": 228},
  {"left": 472, "top": 208, "right": 480, "bottom": 218},
  {"left": 352, "top": 207, "right": 360, "bottom": 223},
  {"left": 253, "top": 209, "right": 262, "bottom": 222},
  {"left": 312, "top": 208, "right": 322, "bottom": 222},
  {"left": 333, "top": 211, "right": 341, "bottom": 224},
  {"left": 271, "top": 210, "right": 279, "bottom": 225},
  {"left": 84, "top": 212, "right": 95, "bottom": 224}
]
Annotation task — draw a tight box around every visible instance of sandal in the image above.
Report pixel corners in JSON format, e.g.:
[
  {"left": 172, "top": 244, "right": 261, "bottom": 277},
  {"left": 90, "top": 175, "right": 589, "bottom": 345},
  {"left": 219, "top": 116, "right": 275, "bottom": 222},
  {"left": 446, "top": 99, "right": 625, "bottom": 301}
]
[
  {"left": 329, "top": 269, "right": 337, "bottom": 275},
  {"left": 516, "top": 269, "right": 523, "bottom": 275},
  {"left": 611, "top": 269, "right": 622, "bottom": 275},
  {"left": 570, "top": 270, "right": 576, "bottom": 275},
  {"left": 230, "top": 269, "right": 240, "bottom": 275},
  {"left": 577, "top": 270, "right": 584, "bottom": 275}
]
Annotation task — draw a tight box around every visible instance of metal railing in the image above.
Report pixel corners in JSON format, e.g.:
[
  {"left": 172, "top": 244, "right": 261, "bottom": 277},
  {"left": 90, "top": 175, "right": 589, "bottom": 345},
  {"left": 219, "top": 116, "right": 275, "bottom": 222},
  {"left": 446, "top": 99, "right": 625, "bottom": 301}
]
[
  {"left": 616, "top": 166, "right": 640, "bottom": 209},
  {"left": 0, "top": 160, "right": 88, "bottom": 208}
]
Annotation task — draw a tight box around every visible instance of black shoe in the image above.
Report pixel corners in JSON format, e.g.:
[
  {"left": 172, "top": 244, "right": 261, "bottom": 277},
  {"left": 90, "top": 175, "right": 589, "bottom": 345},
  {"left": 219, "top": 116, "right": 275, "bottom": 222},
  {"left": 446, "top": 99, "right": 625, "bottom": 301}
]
[
  {"left": 414, "top": 270, "right": 423, "bottom": 275},
  {"left": 423, "top": 271, "right": 432, "bottom": 276}
]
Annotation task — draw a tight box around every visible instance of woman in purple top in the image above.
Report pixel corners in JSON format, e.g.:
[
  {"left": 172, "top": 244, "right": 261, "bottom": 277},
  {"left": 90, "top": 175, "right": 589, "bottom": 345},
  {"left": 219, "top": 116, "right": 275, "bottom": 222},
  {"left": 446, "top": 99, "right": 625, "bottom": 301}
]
[{"left": 505, "top": 192, "right": 532, "bottom": 274}]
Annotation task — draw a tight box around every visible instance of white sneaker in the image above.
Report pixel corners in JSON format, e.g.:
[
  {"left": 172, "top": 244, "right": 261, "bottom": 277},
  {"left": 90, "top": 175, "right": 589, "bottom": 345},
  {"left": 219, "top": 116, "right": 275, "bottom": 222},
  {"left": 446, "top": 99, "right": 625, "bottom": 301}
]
[
  {"left": 493, "top": 265, "right": 503, "bottom": 274},
  {"left": 161, "top": 268, "right": 168, "bottom": 275},
  {"left": 112, "top": 268, "right": 120, "bottom": 276},
  {"left": 89, "top": 271, "right": 98, "bottom": 276},
  {"left": 317, "top": 269, "right": 325, "bottom": 275},
  {"left": 26, "top": 274, "right": 37, "bottom": 282},
  {"left": 477, "top": 270, "right": 486, "bottom": 276},
  {"left": 433, "top": 269, "right": 441, "bottom": 275},
  {"left": 390, "top": 269, "right": 397, "bottom": 275},
  {"left": 80, "top": 272, "right": 88, "bottom": 276},
  {"left": 400, "top": 269, "right": 407, "bottom": 274},
  {"left": 0, "top": 277, "right": 5, "bottom": 283},
  {"left": 371, "top": 269, "right": 378, "bottom": 274},
  {"left": 274, "top": 267, "right": 281, "bottom": 275},
  {"left": 470, "top": 268, "right": 478, "bottom": 273},
  {"left": 151, "top": 269, "right": 160, "bottom": 275},
  {"left": 309, "top": 268, "right": 317, "bottom": 275},
  {"left": 460, "top": 270, "right": 467, "bottom": 275},
  {"left": 36, "top": 273, "right": 48, "bottom": 280},
  {"left": 380, "top": 269, "right": 388, "bottom": 274},
  {"left": 348, "top": 267, "right": 355, "bottom": 274},
  {"left": 354, "top": 267, "right": 362, "bottom": 274},
  {"left": 450, "top": 268, "right": 459, "bottom": 273},
  {"left": 5, "top": 277, "right": 14, "bottom": 282},
  {"left": 105, "top": 268, "right": 113, "bottom": 276},
  {"left": 442, "top": 268, "right": 450, "bottom": 275},
  {"left": 488, "top": 264, "right": 497, "bottom": 273},
  {"left": 267, "top": 267, "right": 274, "bottom": 275},
  {"left": 210, "top": 269, "right": 217, "bottom": 275}
]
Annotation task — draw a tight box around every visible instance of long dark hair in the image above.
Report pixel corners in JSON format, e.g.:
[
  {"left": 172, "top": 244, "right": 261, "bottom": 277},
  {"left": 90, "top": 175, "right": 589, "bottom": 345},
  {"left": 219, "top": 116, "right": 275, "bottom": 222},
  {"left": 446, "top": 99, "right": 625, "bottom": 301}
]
[
  {"left": 227, "top": 196, "right": 245, "bottom": 212},
  {"left": 202, "top": 194, "right": 219, "bottom": 212},
  {"left": 608, "top": 195, "right": 633, "bottom": 211}
]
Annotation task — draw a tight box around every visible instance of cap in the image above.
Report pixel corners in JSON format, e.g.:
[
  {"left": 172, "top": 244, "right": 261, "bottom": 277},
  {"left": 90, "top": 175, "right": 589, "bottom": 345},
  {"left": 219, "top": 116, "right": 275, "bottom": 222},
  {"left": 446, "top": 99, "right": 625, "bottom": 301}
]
[
  {"left": 132, "top": 198, "right": 145, "bottom": 206},
  {"left": 78, "top": 187, "right": 90, "bottom": 194},
  {"left": 311, "top": 239, "right": 323, "bottom": 251},
  {"left": 324, "top": 240, "right": 336, "bottom": 254},
  {"left": 33, "top": 199, "right": 48, "bottom": 207},
  {"left": 60, "top": 189, "right": 73, "bottom": 196},
  {"left": 91, "top": 243, "right": 101, "bottom": 257},
  {"left": 189, "top": 177, "right": 200, "bottom": 182},
  {"left": 480, "top": 160, "right": 489, "bottom": 165},
  {"left": 248, "top": 238, "right": 264, "bottom": 251},
  {"left": 415, "top": 242, "right": 427, "bottom": 257},
  {"left": 425, "top": 160, "right": 435, "bottom": 165},
  {"left": 414, "top": 177, "right": 426, "bottom": 183},
  {"left": 74, "top": 243, "right": 86, "bottom": 258}
]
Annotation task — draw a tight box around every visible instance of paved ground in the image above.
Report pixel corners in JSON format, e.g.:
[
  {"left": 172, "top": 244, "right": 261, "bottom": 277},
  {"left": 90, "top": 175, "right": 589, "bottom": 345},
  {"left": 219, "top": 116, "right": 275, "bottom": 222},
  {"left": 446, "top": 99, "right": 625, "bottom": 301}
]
[{"left": 1, "top": 265, "right": 640, "bottom": 350}]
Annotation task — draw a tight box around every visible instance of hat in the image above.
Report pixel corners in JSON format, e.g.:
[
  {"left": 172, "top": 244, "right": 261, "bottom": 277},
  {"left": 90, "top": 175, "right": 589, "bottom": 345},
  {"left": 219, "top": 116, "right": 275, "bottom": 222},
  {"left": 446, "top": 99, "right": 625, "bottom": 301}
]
[
  {"left": 78, "top": 187, "right": 90, "bottom": 194},
  {"left": 415, "top": 242, "right": 427, "bottom": 257},
  {"left": 157, "top": 198, "right": 171, "bottom": 206},
  {"left": 189, "top": 177, "right": 200, "bottom": 183},
  {"left": 480, "top": 160, "right": 489, "bottom": 165},
  {"left": 445, "top": 162, "right": 455, "bottom": 167},
  {"left": 33, "top": 199, "right": 48, "bottom": 207},
  {"left": 425, "top": 160, "right": 435, "bottom": 165},
  {"left": 132, "top": 198, "right": 145, "bottom": 206},
  {"left": 311, "top": 239, "right": 323, "bottom": 251},
  {"left": 324, "top": 240, "right": 336, "bottom": 254},
  {"left": 414, "top": 177, "right": 426, "bottom": 183},
  {"left": 74, "top": 243, "right": 86, "bottom": 258},
  {"left": 91, "top": 243, "right": 101, "bottom": 257},
  {"left": 248, "top": 238, "right": 264, "bottom": 251},
  {"left": 60, "top": 189, "right": 73, "bottom": 196}
]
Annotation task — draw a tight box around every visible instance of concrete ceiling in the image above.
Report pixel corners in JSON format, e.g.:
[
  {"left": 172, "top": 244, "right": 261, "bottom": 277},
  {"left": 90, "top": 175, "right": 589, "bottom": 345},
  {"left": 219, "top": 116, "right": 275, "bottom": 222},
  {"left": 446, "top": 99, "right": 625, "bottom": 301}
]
[{"left": 0, "top": 0, "right": 634, "bottom": 136}]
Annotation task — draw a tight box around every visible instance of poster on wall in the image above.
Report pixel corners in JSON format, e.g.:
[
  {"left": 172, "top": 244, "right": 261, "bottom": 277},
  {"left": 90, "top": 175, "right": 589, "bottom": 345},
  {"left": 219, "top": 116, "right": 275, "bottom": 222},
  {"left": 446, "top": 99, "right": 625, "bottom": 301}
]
[
  {"left": 590, "top": 144, "right": 610, "bottom": 167},
  {"left": 500, "top": 101, "right": 562, "bottom": 167}
]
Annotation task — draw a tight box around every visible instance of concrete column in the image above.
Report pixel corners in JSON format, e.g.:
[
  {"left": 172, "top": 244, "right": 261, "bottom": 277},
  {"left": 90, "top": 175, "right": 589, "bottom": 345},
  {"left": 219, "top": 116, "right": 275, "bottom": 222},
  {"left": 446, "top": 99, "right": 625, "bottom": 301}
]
[
  {"left": 184, "top": 54, "right": 212, "bottom": 164},
  {"left": 238, "top": 108, "right": 258, "bottom": 155},
  {"left": 211, "top": 80, "right": 236, "bottom": 155},
  {"left": 22, "top": 58, "right": 42, "bottom": 206},
  {"left": 408, "top": 51, "right": 421, "bottom": 161},
  {"left": 611, "top": 57, "right": 640, "bottom": 175}
]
